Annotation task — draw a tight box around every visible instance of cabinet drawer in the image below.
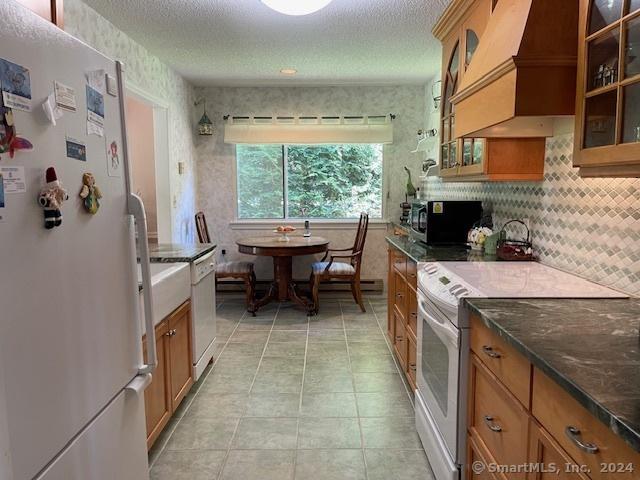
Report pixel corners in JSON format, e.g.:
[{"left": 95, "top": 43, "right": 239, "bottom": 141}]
[
  {"left": 393, "top": 271, "right": 407, "bottom": 320},
  {"left": 393, "top": 308, "right": 407, "bottom": 370},
  {"left": 528, "top": 418, "right": 591, "bottom": 480},
  {"left": 392, "top": 249, "right": 407, "bottom": 276},
  {"left": 467, "top": 433, "right": 507, "bottom": 480},
  {"left": 470, "top": 314, "right": 531, "bottom": 408},
  {"left": 532, "top": 368, "right": 640, "bottom": 479},
  {"left": 469, "top": 354, "right": 529, "bottom": 479},
  {"left": 407, "top": 287, "right": 418, "bottom": 338},
  {"left": 406, "top": 259, "right": 418, "bottom": 290}
]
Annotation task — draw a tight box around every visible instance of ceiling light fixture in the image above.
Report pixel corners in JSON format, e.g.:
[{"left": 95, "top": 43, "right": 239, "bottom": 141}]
[
  {"left": 280, "top": 68, "right": 298, "bottom": 76},
  {"left": 261, "top": 0, "right": 334, "bottom": 16}
]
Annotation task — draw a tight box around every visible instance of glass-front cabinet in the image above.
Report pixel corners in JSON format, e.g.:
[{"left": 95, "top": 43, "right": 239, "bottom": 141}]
[
  {"left": 438, "top": 0, "right": 491, "bottom": 179},
  {"left": 575, "top": 0, "right": 640, "bottom": 176}
]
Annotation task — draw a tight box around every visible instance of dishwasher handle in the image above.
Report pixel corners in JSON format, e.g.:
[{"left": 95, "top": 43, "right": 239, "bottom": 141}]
[{"left": 130, "top": 194, "right": 157, "bottom": 376}]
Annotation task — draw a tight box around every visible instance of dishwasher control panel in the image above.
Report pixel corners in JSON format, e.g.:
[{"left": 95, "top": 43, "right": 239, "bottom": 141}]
[{"left": 192, "top": 250, "right": 216, "bottom": 284}]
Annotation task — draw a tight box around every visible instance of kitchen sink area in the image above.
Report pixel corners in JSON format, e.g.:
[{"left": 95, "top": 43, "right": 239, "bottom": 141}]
[{"left": 137, "top": 262, "right": 191, "bottom": 330}]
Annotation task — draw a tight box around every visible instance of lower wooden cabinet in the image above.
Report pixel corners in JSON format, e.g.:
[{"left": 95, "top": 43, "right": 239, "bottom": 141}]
[
  {"left": 467, "top": 433, "right": 507, "bottom": 480},
  {"left": 392, "top": 307, "right": 408, "bottom": 371},
  {"left": 144, "top": 299, "right": 193, "bottom": 449},
  {"left": 532, "top": 368, "right": 640, "bottom": 480},
  {"left": 167, "top": 301, "right": 193, "bottom": 412},
  {"left": 387, "top": 245, "right": 418, "bottom": 391},
  {"left": 528, "top": 420, "right": 591, "bottom": 480},
  {"left": 143, "top": 320, "right": 171, "bottom": 450},
  {"left": 467, "top": 313, "right": 640, "bottom": 480},
  {"left": 468, "top": 353, "right": 529, "bottom": 480}
]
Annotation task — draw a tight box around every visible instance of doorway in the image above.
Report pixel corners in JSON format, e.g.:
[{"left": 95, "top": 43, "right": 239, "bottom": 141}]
[{"left": 125, "top": 86, "right": 171, "bottom": 243}]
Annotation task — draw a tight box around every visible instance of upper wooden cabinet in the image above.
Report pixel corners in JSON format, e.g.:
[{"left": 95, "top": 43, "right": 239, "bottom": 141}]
[
  {"left": 574, "top": 0, "right": 640, "bottom": 177},
  {"left": 14, "top": 0, "right": 63, "bottom": 27},
  {"left": 436, "top": 0, "right": 579, "bottom": 139},
  {"left": 435, "top": 0, "right": 546, "bottom": 181}
]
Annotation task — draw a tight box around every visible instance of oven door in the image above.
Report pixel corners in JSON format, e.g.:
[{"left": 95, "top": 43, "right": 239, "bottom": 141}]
[{"left": 417, "top": 292, "right": 460, "bottom": 460}]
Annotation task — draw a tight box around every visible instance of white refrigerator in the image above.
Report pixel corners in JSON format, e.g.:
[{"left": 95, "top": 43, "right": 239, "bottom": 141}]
[{"left": 0, "top": 2, "right": 156, "bottom": 479}]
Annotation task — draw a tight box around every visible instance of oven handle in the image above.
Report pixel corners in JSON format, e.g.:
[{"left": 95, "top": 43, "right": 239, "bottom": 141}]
[{"left": 418, "top": 298, "right": 458, "bottom": 343}]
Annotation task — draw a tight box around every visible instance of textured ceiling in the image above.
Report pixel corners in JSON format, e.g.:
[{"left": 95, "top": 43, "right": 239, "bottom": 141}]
[{"left": 82, "top": 0, "right": 449, "bottom": 86}]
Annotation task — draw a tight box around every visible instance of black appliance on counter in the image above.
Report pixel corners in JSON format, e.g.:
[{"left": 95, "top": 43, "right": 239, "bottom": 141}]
[{"left": 410, "top": 200, "right": 483, "bottom": 245}]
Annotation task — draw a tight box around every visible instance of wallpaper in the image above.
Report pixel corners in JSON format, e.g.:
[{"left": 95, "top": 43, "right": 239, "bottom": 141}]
[
  {"left": 194, "top": 85, "right": 428, "bottom": 281},
  {"left": 64, "top": 0, "right": 197, "bottom": 243}
]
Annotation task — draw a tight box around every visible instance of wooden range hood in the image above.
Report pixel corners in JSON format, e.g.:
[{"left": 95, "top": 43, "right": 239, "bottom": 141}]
[{"left": 441, "top": 0, "right": 579, "bottom": 138}]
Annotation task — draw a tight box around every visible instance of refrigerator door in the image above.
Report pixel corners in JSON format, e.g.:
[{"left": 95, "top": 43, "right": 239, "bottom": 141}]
[
  {"left": 0, "top": 3, "right": 147, "bottom": 479},
  {"left": 34, "top": 383, "right": 149, "bottom": 480}
]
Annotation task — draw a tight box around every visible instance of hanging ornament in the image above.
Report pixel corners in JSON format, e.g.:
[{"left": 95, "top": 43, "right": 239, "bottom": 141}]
[
  {"left": 79, "top": 172, "right": 102, "bottom": 214},
  {"left": 38, "top": 167, "right": 68, "bottom": 229}
]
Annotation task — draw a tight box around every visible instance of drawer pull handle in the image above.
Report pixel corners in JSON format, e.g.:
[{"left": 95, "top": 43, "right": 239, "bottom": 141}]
[
  {"left": 409, "top": 364, "right": 417, "bottom": 372},
  {"left": 482, "top": 345, "right": 501, "bottom": 358},
  {"left": 483, "top": 415, "right": 502, "bottom": 432},
  {"left": 565, "top": 426, "right": 599, "bottom": 454},
  {"left": 395, "top": 335, "right": 404, "bottom": 342}
]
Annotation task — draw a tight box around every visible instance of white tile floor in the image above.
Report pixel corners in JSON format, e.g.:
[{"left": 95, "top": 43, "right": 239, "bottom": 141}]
[{"left": 148, "top": 295, "right": 434, "bottom": 480}]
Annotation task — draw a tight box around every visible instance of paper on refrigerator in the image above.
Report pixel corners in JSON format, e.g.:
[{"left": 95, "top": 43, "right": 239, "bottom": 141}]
[{"left": 86, "top": 85, "right": 104, "bottom": 137}]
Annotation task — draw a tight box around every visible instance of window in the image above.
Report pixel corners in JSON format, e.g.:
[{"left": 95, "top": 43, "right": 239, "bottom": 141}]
[{"left": 236, "top": 144, "right": 383, "bottom": 219}]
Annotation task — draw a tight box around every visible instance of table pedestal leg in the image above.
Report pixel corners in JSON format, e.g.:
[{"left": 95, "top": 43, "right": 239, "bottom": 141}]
[
  {"left": 274, "top": 256, "right": 292, "bottom": 301},
  {"left": 248, "top": 255, "right": 316, "bottom": 315}
]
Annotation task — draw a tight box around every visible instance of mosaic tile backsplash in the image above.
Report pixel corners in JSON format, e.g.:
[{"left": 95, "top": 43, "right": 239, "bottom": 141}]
[{"left": 424, "top": 133, "right": 640, "bottom": 297}]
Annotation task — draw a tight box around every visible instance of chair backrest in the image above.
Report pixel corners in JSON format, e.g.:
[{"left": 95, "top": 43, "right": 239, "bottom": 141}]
[
  {"left": 195, "top": 211, "right": 211, "bottom": 243},
  {"left": 351, "top": 213, "right": 369, "bottom": 270}
]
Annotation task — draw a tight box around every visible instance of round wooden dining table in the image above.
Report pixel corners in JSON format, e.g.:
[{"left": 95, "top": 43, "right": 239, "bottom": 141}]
[{"left": 237, "top": 235, "right": 329, "bottom": 314}]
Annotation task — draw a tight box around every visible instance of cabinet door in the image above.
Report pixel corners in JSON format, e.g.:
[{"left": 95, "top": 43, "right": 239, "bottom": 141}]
[
  {"left": 168, "top": 301, "right": 193, "bottom": 412},
  {"left": 467, "top": 433, "right": 506, "bottom": 480},
  {"left": 527, "top": 420, "right": 591, "bottom": 480},
  {"left": 393, "top": 307, "right": 408, "bottom": 370},
  {"left": 14, "top": 0, "right": 63, "bottom": 26},
  {"left": 440, "top": 31, "right": 462, "bottom": 177},
  {"left": 387, "top": 249, "right": 396, "bottom": 343},
  {"left": 407, "top": 334, "right": 417, "bottom": 390},
  {"left": 468, "top": 354, "right": 529, "bottom": 480},
  {"left": 574, "top": 0, "right": 640, "bottom": 175},
  {"left": 407, "top": 287, "right": 418, "bottom": 339},
  {"left": 393, "top": 270, "right": 407, "bottom": 321},
  {"left": 143, "top": 320, "right": 171, "bottom": 449}
]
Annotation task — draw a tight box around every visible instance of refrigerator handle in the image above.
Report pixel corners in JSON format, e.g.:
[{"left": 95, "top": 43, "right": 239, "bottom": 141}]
[
  {"left": 116, "top": 61, "right": 157, "bottom": 376},
  {"left": 130, "top": 194, "right": 157, "bottom": 375}
]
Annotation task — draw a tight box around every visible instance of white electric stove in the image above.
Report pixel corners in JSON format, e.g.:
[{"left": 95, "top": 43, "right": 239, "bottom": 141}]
[{"left": 414, "top": 261, "right": 627, "bottom": 480}]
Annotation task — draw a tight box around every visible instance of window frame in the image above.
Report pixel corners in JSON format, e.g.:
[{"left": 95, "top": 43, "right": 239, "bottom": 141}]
[{"left": 234, "top": 143, "right": 387, "bottom": 222}]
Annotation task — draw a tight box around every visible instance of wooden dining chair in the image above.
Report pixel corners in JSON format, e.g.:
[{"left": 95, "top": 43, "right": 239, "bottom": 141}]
[
  {"left": 195, "top": 212, "right": 256, "bottom": 310},
  {"left": 309, "top": 213, "right": 369, "bottom": 313}
]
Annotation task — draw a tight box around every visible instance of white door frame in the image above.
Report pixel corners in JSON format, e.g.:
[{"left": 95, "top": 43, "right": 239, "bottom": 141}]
[{"left": 125, "top": 83, "right": 172, "bottom": 243}]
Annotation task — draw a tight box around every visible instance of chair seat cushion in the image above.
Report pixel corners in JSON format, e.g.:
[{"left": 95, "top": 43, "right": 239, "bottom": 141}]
[
  {"left": 216, "top": 261, "right": 254, "bottom": 275},
  {"left": 312, "top": 261, "right": 355, "bottom": 275}
]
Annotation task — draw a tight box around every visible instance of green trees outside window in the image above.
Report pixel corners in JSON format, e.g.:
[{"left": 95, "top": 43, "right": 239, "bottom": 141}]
[{"left": 236, "top": 144, "right": 383, "bottom": 219}]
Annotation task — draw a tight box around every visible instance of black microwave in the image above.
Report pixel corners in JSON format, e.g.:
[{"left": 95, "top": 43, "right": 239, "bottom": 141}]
[{"left": 410, "top": 200, "right": 483, "bottom": 245}]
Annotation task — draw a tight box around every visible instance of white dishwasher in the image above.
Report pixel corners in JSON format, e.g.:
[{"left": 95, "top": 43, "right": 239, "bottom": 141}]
[{"left": 190, "top": 250, "right": 217, "bottom": 381}]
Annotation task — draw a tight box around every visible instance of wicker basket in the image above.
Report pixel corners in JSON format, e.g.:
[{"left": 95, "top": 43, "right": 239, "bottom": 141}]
[{"left": 496, "top": 220, "right": 533, "bottom": 261}]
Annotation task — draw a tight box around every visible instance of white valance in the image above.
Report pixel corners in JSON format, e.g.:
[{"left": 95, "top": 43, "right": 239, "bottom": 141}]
[{"left": 224, "top": 115, "right": 394, "bottom": 145}]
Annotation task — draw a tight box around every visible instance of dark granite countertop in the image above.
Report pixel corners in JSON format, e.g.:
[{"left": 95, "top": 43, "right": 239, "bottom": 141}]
[
  {"left": 144, "top": 243, "right": 217, "bottom": 263},
  {"left": 385, "top": 234, "right": 496, "bottom": 263},
  {"left": 464, "top": 298, "right": 640, "bottom": 453}
]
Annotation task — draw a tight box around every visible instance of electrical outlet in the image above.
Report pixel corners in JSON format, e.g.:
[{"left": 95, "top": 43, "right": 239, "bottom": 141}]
[{"left": 221, "top": 248, "right": 227, "bottom": 255}]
